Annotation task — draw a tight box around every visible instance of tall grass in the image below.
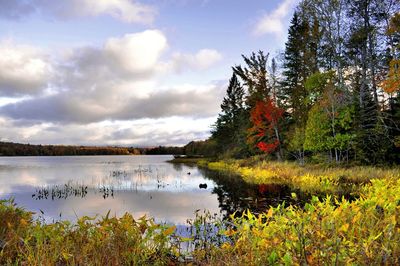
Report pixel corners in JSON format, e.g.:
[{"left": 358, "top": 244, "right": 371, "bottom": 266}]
[
  {"left": 0, "top": 200, "right": 177, "bottom": 265},
  {"left": 209, "top": 178, "right": 400, "bottom": 265}
]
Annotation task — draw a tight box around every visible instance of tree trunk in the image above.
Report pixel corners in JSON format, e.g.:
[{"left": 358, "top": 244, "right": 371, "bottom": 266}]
[{"left": 274, "top": 126, "right": 283, "bottom": 161}]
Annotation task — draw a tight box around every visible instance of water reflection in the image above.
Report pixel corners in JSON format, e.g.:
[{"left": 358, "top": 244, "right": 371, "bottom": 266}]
[
  {"left": 0, "top": 156, "right": 220, "bottom": 224},
  {"left": 0, "top": 156, "right": 311, "bottom": 225}
]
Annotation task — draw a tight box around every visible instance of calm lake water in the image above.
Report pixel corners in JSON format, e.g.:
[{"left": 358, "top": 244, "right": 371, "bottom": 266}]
[{"left": 0, "top": 155, "right": 304, "bottom": 224}]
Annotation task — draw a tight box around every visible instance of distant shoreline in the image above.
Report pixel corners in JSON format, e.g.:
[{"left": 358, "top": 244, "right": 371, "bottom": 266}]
[{"left": 0, "top": 141, "right": 184, "bottom": 156}]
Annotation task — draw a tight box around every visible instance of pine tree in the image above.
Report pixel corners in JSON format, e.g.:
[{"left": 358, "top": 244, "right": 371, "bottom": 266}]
[
  {"left": 344, "top": 0, "right": 396, "bottom": 163},
  {"left": 220, "top": 74, "right": 245, "bottom": 122},
  {"left": 281, "top": 11, "right": 302, "bottom": 110},
  {"left": 211, "top": 73, "right": 246, "bottom": 155},
  {"left": 281, "top": 9, "right": 319, "bottom": 127},
  {"left": 233, "top": 51, "right": 270, "bottom": 108}
]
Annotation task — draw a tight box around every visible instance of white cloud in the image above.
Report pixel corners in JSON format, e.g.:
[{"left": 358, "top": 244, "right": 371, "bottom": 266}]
[
  {"left": 0, "top": 30, "right": 225, "bottom": 131},
  {"left": 171, "top": 49, "right": 223, "bottom": 72},
  {"left": 0, "top": 0, "right": 156, "bottom": 24},
  {"left": 253, "top": 0, "right": 298, "bottom": 37},
  {"left": 0, "top": 40, "right": 52, "bottom": 96},
  {"left": 105, "top": 30, "right": 168, "bottom": 74},
  {"left": 1, "top": 82, "right": 225, "bottom": 123},
  {"left": 67, "top": 0, "right": 157, "bottom": 24},
  {"left": 0, "top": 116, "right": 215, "bottom": 146}
]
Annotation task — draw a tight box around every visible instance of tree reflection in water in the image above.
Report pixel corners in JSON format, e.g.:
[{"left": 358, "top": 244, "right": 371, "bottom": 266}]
[{"left": 198, "top": 167, "right": 312, "bottom": 220}]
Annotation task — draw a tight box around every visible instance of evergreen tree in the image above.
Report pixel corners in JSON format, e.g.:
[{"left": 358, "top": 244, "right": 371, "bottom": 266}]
[
  {"left": 211, "top": 73, "right": 246, "bottom": 156},
  {"left": 281, "top": 11, "right": 302, "bottom": 111},
  {"left": 233, "top": 51, "right": 270, "bottom": 108},
  {"left": 281, "top": 9, "right": 319, "bottom": 127},
  {"left": 344, "top": 0, "right": 397, "bottom": 163}
]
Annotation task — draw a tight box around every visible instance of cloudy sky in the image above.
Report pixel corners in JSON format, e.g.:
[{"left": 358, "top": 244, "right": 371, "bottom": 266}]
[{"left": 0, "top": 0, "right": 298, "bottom": 146}]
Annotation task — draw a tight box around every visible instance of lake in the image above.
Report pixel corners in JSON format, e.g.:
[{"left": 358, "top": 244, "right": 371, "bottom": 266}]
[{"left": 0, "top": 155, "right": 304, "bottom": 224}]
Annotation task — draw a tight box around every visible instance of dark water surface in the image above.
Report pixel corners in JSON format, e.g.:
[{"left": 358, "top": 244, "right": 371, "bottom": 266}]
[{"left": 0, "top": 155, "right": 306, "bottom": 224}]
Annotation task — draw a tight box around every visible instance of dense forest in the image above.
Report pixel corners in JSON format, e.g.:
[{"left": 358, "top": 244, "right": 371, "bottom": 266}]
[
  {"left": 0, "top": 141, "right": 212, "bottom": 157},
  {"left": 198, "top": 0, "right": 400, "bottom": 165},
  {"left": 0, "top": 142, "right": 185, "bottom": 156}
]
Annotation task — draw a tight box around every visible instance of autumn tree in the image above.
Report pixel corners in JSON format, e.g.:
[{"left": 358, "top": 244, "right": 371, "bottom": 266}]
[
  {"left": 248, "top": 98, "right": 284, "bottom": 160},
  {"left": 383, "top": 13, "right": 400, "bottom": 103},
  {"left": 382, "top": 12, "right": 400, "bottom": 162}
]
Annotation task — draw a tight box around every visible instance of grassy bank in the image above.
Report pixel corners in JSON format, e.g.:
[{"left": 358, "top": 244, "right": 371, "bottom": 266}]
[
  {"left": 1, "top": 177, "right": 400, "bottom": 264},
  {"left": 167, "top": 157, "right": 204, "bottom": 164},
  {"left": 198, "top": 158, "right": 400, "bottom": 194}
]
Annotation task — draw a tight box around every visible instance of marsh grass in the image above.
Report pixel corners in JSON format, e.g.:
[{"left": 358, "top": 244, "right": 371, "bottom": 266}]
[
  {"left": 167, "top": 157, "right": 204, "bottom": 164},
  {"left": 207, "top": 178, "right": 400, "bottom": 265},
  {"left": 199, "top": 159, "right": 400, "bottom": 194},
  {"left": 0, "top": 200, "right": 177, "bottom": 265}
]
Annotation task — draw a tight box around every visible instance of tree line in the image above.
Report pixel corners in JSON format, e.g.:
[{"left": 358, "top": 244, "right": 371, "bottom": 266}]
[
  {"left": 0, "top": 142, "right": 187, "bottom": 156},
  {"left": 207, "top": 0, "right": 400, "bottom": 164}
]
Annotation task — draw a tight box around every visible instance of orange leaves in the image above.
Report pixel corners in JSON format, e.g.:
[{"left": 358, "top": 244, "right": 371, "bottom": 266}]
[{"left": 382, "top": 59, "right": 400, "bottom": 94}]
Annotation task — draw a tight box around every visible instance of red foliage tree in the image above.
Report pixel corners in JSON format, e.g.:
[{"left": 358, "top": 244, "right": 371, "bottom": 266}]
[{"left": 248, "top": 97, "right": 284, "bottom": 155}]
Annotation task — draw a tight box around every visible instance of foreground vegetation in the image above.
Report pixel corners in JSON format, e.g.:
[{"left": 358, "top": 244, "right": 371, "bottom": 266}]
[
  {"left": 0, "top": 201, "right": 178, "bottom": 265},
  {"left": 2, "top": 172, "right": 399, "bottom": 265},
  {"left": 214, "top": 178, "right": 400, "bottom": 265}
]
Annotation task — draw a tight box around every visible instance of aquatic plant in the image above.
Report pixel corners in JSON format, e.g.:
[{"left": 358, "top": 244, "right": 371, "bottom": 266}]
[{"left": 32, "top": 182, "right": 88, "bottom": 200}]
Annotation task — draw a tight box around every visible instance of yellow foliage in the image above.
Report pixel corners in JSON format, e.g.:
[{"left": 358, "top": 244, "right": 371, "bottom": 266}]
[
  {"left": 382, "top": 59, "right": 400, "bottom": 93},
  {"left": 163, "top": 225, "right": 176, "bottom": 236},
  {"left": 266, "top": 208, "right": 273, "bottom": 218},
  {"left": 199, "top": 159, "right": 400, "bottom": 194}
]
